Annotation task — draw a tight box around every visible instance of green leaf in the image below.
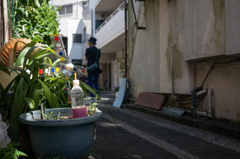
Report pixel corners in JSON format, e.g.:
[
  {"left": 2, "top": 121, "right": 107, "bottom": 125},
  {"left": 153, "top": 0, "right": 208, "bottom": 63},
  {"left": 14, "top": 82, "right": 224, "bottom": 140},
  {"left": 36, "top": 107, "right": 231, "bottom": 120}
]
[
  {"left": 14, "top": 47, "right": 31, "bottom": 66},
  {"left": 8, "top": 78, "right": 24, "bottom": 141},
  {"left": 0, "top": 63, "right": 10, "bottom": 75},
  {"left": 35, "top": 0, "right": 40, "bottom": 7},
  {"left": 0, "top": 83, "right": 4, "bottom": 93},
  {"left": 37, "top": 79, "right": 59, "bottom": 108},
  {"left": 15, "top": 150, "right": 28, "bottom": 157},
  {"left": 19, "top": 0, "right": 28, "bottom": 5},
  {"left": 53, "top": 59, "right": 61, "bottom": 66},
  {"left": 13, "top": 154, "right": 18, "bottom": 159},
  {"left": 0, "top": 148, "right": 8, "bottom": 157},
  {"left": 25, "top": 97, "right": 35, "bottom": 110},
  {"left": 7, "top": 142, "right": 19, "bottom": 147},
  {"left": 23, "top": 46, "right": 39, "bottom": 69},
  {"left": 31, "top": 84, "right": 41, "bottom": 109}
]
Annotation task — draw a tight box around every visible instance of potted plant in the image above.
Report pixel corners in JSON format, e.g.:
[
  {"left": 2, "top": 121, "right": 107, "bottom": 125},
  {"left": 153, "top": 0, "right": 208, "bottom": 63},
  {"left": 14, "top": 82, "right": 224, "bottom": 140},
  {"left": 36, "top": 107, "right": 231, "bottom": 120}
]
[
  {"left": 114, "top": 86, "right": 120, "bottom": 97},
  {"left": 0, "top": 37, "right": 115, "bottom": 158}
]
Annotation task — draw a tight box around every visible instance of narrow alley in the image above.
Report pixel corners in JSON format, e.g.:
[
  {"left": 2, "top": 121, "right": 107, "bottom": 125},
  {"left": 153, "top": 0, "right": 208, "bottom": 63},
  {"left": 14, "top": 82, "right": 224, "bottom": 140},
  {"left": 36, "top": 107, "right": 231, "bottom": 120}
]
[{"left": 92, "top": 103, "right": 240, "bottom": 159}]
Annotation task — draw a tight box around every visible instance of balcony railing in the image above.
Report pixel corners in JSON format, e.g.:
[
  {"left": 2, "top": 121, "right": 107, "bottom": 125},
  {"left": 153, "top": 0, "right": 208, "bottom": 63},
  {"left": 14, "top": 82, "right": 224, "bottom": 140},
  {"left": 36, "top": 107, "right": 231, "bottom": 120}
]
[{"left": 95, "top": 1, "right": 125, "bottom": 33}]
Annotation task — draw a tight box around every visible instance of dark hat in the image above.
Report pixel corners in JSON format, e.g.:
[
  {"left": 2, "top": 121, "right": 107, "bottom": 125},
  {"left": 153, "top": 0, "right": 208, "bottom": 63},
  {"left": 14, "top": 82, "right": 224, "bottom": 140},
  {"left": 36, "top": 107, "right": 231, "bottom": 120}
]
[{"left": 88, "top": 37, "right": 97, "bottom": 44}]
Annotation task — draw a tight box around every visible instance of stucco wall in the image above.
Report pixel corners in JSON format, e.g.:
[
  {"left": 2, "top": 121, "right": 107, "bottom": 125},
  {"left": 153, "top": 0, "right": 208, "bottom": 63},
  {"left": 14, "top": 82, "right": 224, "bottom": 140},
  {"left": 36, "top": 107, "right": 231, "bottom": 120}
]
[
  {"left": 129, "top": 0, "right": 240, "bottom": 121},
  {"left": 159, "top": 0, "right": 194, "bottom": 95},
  {"left": 128, "top": 0, "right": 160, "bottom": 98},
  {"left": 185, "top": 0, "right": 226, "bottom": 61},
  {"left": 196, "top": 57, "right": 240, "bottom": 121}
]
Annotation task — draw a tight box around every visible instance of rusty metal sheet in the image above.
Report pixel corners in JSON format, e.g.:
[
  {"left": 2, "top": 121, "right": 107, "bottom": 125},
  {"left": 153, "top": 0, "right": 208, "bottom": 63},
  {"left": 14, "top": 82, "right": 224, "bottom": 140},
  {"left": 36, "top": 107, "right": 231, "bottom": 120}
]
[{"left": 135, "top": 92, "right": 166, "bottom": 110}]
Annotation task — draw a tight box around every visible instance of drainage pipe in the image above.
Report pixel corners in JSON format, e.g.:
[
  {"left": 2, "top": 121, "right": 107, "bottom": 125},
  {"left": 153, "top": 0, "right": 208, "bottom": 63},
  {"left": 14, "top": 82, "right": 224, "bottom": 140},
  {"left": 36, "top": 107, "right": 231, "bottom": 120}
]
[
  {"left": 3, "top": 0, "right": 8, "bottom": 43},
  {"left": 207, "top": 89, "right": 212, "bottom": 117},
  {"left": 191, "top": 87, "right": 203, "bottom": 117},
  {"left": 124, "top": 0, "right": 128, "bottom": 78},
  {"left": 171, "top": 43, "right": 177, "bottom": 99},
  {"left": 196, "top": 89, "right": 207, "bottom": 96}
]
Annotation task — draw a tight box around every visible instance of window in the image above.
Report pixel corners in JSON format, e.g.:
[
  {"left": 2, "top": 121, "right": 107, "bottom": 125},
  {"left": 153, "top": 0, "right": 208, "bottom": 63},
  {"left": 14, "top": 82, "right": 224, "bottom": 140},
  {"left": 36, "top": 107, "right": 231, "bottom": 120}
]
[
  {"left": 72, "top": 59, "right": 82, "bottom": 66},
  {"left": 59, "top": 5, "right": 73, "bottom": 15},
  {"left": 83, "top": 27, "right": 87, "bottom": 42},
  {"left": 59, "top": 7, "right": 65, "bottom": 15},
  {"left": 73, "top": 34, "right": 82, "bottom": 43},
  {"left": 66, "top": 5, "right": 72, "bottom": 14}
]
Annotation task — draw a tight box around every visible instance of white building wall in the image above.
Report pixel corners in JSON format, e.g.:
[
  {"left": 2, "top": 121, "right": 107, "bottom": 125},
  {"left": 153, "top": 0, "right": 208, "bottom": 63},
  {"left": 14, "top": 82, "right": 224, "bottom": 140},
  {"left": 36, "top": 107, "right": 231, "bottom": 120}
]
[
  {"left": 109, "top": 50, "right": 123, "bottom": 90},
  {"left": 82, "top": 20, "right": 92, "bottom": 65},
  {"left": 88, "top": 0, "right": 99, "bottom": 11},
  {"left": 68, "top": 19, "right": 83, "bottom": 63},
  {"left": 95, "top": 10, "right": 124, "bottom": 49},
  {"left": 59, "top": 3, "right": 83, "bottom": 37},
  {"left": 50, "top": 0, "right": 85, "bottom": 62}
]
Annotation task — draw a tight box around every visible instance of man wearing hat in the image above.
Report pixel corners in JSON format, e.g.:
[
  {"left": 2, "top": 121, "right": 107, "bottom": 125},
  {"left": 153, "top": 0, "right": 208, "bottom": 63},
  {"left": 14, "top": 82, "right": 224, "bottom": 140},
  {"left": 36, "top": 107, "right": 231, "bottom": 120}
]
[{"left": 85, "top": 37, "right": 101, "bottom": 98}]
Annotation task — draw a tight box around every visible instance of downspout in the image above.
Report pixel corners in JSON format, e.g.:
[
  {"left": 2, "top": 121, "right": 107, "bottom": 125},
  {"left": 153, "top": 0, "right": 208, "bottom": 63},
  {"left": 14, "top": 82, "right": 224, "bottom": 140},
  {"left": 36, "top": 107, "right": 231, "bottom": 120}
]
[
  {"left": 92, "top": 5, "right": 96, "bottom": 37},
  {"left": 3, "top": 0, "right": 8, "bottom": 43},
  {"left": 171, "top": 43, "right": 177, "bottom": 99},
  {"left": 207, "top": 89, "right": 212, "bottom": 117},
  {"left": 124, "top": 0, "right": 128, "bottom": 78}
]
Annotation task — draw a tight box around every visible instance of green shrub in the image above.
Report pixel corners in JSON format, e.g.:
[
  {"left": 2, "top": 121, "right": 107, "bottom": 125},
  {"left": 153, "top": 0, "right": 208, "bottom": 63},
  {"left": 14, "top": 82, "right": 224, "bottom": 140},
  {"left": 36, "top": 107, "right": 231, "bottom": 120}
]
[{"left": 13, "top": 0, "right": 60, "bottom": 46}]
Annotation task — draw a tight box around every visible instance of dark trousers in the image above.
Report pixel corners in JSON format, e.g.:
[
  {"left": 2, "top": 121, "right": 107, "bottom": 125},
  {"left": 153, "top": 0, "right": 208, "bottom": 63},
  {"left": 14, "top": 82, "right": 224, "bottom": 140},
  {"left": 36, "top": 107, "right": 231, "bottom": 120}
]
[{"left": 87, "top": 69, "right": 99, "bottom": 97}]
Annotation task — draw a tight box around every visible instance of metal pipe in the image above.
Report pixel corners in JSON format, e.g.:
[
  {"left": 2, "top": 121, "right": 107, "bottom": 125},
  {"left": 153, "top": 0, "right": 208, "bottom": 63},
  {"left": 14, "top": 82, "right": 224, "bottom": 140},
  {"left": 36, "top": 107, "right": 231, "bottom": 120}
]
[
  {"left": 124, "top": 0, "right": 128, "bottom": 78},
  {"left": 201, "top": 61, "right": 240, "bottom": 87},
  {"left": 207, "top": 89, "right": 212, "bottom": 117},
  {"left": 3, "top": 0, "right": 8, "bottom": 43},
  {"left": 191, "top": 87, "right": 203, "bottom": 117},
  {"left": 196, "top": 89, "right": 207, "bottom": 96},
  {"left": 171, "top": 43, "right": 177, "bottom": 99},
  {"left": 92, "top": 5, "right": 96, "bottom": 37}
]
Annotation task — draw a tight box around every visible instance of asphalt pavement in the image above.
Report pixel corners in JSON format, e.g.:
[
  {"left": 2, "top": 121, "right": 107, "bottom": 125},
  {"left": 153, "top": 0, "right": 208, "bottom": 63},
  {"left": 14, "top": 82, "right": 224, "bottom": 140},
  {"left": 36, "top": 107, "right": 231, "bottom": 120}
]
[{"left": 90, "top": 96, "right": 240, "bottom": 159}]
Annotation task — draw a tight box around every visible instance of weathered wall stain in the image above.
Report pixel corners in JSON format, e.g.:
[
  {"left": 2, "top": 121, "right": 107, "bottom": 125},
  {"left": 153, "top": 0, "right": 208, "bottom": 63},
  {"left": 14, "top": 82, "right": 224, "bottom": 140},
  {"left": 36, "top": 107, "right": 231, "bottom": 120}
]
[
  {"left": 212, "top": 0, "right": 225, "bottom": 51},
  {"left": 166, "top": 32, "right": 183, "bottom": 79}
]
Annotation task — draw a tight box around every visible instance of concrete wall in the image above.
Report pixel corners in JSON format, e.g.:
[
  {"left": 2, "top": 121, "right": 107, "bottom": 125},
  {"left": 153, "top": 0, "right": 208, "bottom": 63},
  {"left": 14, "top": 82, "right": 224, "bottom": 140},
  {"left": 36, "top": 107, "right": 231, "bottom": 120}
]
[
  {"left": 82, "top": 1, "right": 92, "bottom": 65},
  {"left": 56, "top": 2, "right": 83, "bottom": 37},
  {"left": 68, "top": 19, "right": 83, "bottom": 63},
  {"left": 225, "top": 0, "right": 240, "bottom": 56},
  {"left": 195, "top": 57, "right": 240, "bottom": 121},
  {"left": 128, "top": 0, "right": 160, "bottom": 97},
  {"left": 129, "top": 0, "right": 240, "bottom": 121},
  {"left": 95, "top": 10, "right": 125, "bottom": 49},
  {"left": 51, "top": 0, "right": 84, "bottom": 63}
]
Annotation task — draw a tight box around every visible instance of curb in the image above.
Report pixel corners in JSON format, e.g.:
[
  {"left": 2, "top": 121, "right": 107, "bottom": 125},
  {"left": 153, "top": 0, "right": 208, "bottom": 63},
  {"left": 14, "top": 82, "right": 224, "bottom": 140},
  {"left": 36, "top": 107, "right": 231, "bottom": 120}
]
[{"left": 122, "top": 104, "right": 240, "bottom": 140}]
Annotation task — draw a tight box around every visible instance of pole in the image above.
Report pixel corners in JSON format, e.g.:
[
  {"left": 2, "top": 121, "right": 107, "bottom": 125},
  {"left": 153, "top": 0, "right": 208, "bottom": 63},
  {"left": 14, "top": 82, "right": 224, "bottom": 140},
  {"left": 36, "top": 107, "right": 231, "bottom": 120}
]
[{"left": 124, "top": 0, "right": 128, "bottom": 78}]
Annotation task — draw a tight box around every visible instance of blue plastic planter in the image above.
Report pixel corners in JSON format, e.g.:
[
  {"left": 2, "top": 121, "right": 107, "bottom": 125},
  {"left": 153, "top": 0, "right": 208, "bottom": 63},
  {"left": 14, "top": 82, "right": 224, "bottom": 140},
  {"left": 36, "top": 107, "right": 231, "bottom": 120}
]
[{"left": 19, "top": 108, "right": 102, "bottom": 159}]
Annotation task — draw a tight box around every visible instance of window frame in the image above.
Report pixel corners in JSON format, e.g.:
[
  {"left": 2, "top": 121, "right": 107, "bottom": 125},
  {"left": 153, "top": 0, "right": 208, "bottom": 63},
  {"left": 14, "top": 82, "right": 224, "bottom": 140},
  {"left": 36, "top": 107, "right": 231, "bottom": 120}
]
[
  {"left": 59, "top": 5, "right": 73, "bottom": 15},
  {"left": 83, "top": 27, "right": 87, "bottom": 43},
  {"left": 72, "top": 34, "right": 82, "bottom": 44}
]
